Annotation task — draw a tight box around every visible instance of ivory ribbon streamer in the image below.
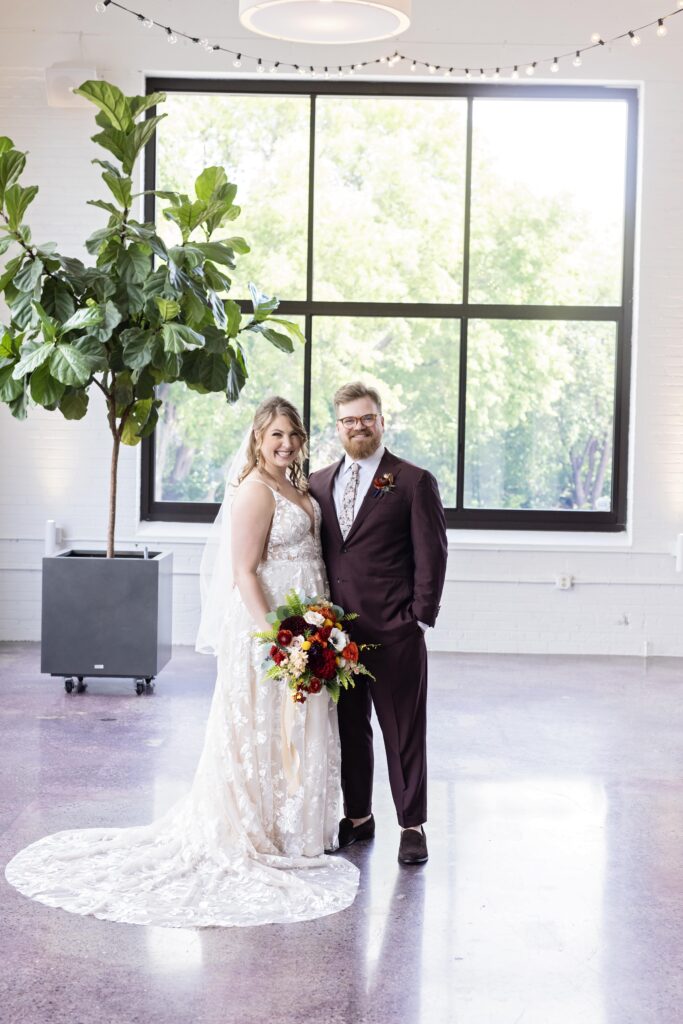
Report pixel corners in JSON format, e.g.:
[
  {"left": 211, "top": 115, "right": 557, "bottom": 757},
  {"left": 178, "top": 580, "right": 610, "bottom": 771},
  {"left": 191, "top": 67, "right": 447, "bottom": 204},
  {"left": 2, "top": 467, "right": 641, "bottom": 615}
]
[{"left": 281, "top": 693, "right": 301, "bottom": 795}]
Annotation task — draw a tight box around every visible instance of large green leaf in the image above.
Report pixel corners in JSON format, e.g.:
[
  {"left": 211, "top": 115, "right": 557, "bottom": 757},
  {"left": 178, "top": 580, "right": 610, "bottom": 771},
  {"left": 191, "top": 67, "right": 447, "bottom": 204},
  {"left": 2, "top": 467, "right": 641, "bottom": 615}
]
[
  {"left": 87, "top": 199, "right": 120, "bottom": 216},
  {"left": 0, "top": 149, "right": 26, "bottom": 200},
  {"left": 122, "top": 115, "right": 166, "bottom": 175},
  {"left": 121, "top": 398, "right": 153, "bottom": 446},
  {"left": 0, "top": 236, "right": 13, "bottom": 257},
  {"left": 194, "top": 166, "right": 228, "bottom": 202},
  {"left": 102, "top": 171, "right": 132, "bottom": 208},
  {"left": 117, "top": 243, "right": 151, "bottom": 284},
  {"left": 91, "top": 127, "right": 129, "bottom": 168},
  {"left": 268, "top": 317, "right": 307, "bottom": 347},
  {"left": 120, "top": 327, "right": 157, "bottom": 370},
  {"left": 61, "top": 306, "right": 103, "bottom": 334},
  {"left": 12, "top": 340, "right": 52, "bottom": 378},
  {"left": 8, "top": 389, "right": 28, "bottom": 419},
  {"left": 0, "top": 363, "right": 23, "bottom": 401},
  {"left": 4, "top": 183, "right": 38, "bottom": 231},
  {"left": 49, "top": 344, "right": 94, "bottom": 386},
  {"left": 40, "top": 278, "right": 75, "bottom": 323},
  {"left": 90, "top": 299, "right": 122, "bottom": 342},
  {"left": 203, "top": 262, "right": 231, "bottom": 292},
  {"left": 261, "top": 327, "right": 294, "bottom": 353},
  {"left": 128, "top": 91, "right": 167, "bottom": 119},
  {"left": 33, "top": 301, "right": 59, "bottom": 344},
  {"left": 59, "top": 390, "right": 89, "bottom": 420},
  {"left": 0, "top": 254, "right": 22, "bottom": 292},
  {"left": 72, "top": 81, "right": 132, "bottom": 132},
  {"left": 155, "top": 297, "right": 181, "bottom": 322},
  {"left": 14, "top": 257, "right": 43, "bottom": 293},
  {"left": 248, "top": 282, "right": 279, "bottom": 322},
  {"left": 72, "top": 335, "right": 108, "bottom": 372},
  {"left": 225, "top": 300, "right": 242, "bottom": 338},
  {"left": 0, "top": 136, "right": 14, "bottom": 156},
  {"left": 194, "top": 241, "right": 237, "bottom": 267},
  {"left": 161, "top": 322, "right": 204, "bottom": 353},
  {"left": 224, "top": 235, "right": 250, "bottom": 255},
  {"left": 30, "top": 361, "right": 65, "bottom": 406},
  {"left": 85, "top": 225, "right": 119, "bottom": 255}
]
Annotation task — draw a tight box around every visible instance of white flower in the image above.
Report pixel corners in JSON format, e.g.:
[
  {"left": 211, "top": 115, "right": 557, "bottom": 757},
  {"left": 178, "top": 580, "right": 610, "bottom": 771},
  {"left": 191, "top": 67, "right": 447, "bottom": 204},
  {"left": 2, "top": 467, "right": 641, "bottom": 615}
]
[
  {"left": 288, "top": 649, "right": 308, "bottom": 675},
  {"left": 329, "top": 628, "right": 349, "bottom": 652},
  {"left": 304, "top": 610, "right": 325, "bottom": 627}
]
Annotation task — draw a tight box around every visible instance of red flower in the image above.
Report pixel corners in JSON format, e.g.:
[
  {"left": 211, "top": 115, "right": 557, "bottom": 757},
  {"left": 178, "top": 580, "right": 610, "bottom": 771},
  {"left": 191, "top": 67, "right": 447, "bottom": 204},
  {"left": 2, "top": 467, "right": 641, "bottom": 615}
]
[
  {"left": 342, "top": 641, "right": 359, "bottom": 663},
  {"left": 310, "top": 647, "right": 337, "bottom": 680},
  {"left": 277, "top": 629, "right": 293, "bottom": 647},
  {"left": 269, "top": 645, "right": 286, "bottom": 666},
  {"left": 318, "top": 626, "right": 332, "bottom": 641},
  {"left": 293, "top": 691, "right": 306, "bottom": 704},
  {"left": 279, "top": 615, "right": 307, "bottom": 636},
  {"left": 309, "top": 678, "right": 322, "bottom": 694}
]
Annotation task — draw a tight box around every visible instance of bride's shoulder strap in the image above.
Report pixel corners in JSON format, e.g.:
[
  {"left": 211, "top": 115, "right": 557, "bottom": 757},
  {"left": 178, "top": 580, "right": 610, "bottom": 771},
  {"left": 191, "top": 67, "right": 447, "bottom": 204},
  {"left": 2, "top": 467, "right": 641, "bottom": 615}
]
[{"left": 239, "top": 476, "right": 278, "bottom": 497}]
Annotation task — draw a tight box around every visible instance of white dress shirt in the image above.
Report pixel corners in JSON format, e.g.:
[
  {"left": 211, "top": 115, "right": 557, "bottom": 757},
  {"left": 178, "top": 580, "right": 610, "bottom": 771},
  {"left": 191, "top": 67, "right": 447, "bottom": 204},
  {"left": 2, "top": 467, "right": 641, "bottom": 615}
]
[
  {"left": 332, "top": 445, "right": 386, "bottom": 521},
  {"left": 332, "top": 445, "right": 428, "bottom": 632}
]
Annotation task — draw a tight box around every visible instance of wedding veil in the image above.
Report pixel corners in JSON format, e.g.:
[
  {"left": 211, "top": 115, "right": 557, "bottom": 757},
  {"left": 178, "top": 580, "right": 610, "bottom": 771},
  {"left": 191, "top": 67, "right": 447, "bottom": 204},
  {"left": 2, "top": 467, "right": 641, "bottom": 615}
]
[{"left": 195, "top": 428, "right": 252, "bottom": 656}]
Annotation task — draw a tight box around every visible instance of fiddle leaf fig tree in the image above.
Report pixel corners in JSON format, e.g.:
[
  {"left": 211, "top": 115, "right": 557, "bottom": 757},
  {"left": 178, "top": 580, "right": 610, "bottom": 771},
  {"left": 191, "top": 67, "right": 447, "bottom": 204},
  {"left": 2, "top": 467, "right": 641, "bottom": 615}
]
[{"left": 0, "top": 80, "right": 303, "bottom": 557}]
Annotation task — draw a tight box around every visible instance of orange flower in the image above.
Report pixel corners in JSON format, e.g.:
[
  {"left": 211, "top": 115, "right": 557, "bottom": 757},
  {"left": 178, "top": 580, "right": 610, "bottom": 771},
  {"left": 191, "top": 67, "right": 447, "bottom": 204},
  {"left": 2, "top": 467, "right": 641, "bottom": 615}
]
[{"left": 342, "top": 642, "right": 359, "bottom": 663}]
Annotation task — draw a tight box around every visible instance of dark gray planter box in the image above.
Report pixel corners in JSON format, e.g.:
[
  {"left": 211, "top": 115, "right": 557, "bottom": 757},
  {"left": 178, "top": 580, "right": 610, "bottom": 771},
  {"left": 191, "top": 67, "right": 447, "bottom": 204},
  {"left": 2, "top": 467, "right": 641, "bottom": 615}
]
[{"left": 41, "top": 549, "right": 173, "bottom": 682}]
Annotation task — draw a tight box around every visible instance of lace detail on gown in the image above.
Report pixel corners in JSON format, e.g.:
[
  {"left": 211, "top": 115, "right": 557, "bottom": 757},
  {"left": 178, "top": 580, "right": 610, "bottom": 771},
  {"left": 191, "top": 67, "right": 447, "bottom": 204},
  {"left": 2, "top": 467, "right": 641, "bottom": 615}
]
[{"left": 4, "top": 489, "right": 359, "bottom": 927}]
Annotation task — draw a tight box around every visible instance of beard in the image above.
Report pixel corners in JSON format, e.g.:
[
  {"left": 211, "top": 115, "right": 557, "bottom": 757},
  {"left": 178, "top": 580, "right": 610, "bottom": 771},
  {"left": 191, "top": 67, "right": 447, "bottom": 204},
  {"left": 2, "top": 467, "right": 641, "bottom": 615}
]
[{"left": 342, "top": 431, "right": 382, "bottom": 461}]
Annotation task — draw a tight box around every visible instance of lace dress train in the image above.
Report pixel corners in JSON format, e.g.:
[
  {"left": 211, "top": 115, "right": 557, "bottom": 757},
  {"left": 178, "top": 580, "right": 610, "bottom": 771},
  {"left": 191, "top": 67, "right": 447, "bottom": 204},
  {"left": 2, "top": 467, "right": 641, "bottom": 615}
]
[{"left": 4, "top": 489, "right": 359, "bottom": 927}]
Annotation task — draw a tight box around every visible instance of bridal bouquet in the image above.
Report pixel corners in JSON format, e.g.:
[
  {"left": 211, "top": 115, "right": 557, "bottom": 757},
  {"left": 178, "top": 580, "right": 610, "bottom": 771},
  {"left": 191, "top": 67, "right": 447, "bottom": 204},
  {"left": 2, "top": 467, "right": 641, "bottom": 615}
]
[{"left": 253, "top": 590, "right": 375, "bottom": 704}]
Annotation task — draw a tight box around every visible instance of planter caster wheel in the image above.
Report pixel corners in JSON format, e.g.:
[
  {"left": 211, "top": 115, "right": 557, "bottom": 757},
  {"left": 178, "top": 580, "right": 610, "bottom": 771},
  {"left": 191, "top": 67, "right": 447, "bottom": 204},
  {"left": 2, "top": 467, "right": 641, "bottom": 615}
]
[
  {"left": 135, "top": 679, "right": 145, "bottom": 696},
  {"left": 76, "top": 677, "right": 87, "bottom": 694},
  {"left": 64, "top": 678, "right": 74, "bottom": 694},
  {"left": 145, "top": 677, "right": 155, "bottom": 695}
]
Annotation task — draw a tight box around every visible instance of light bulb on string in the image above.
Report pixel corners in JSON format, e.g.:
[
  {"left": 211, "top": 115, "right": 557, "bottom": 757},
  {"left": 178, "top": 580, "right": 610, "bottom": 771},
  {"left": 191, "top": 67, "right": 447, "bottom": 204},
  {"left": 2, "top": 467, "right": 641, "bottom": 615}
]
[
  {"left": 551, "top": 57, "right": 559, "bottom": 72},
  {"left": 479, "top": 68, "right": 486, "bottom": 79},
  {"left": 142, "top": 17, "right": 153, "bottom": 29},
  {"left": 657, "top": 19, "right": 667, "bottom": 37},
  {"left": 511, "top": 66, "right": 519, "bottom": 79},
  {"left": 464, "top": 68, "right": 471, "bottom": 79},
  {"left": 410, "top": 61, "right": 417, "bottom": 71},
  {"left": 629, "top": 31, "right": 641, "bottom": 46},
  {"left": 525, "top": 62, "right": 536, "bottom": 76},
  {"left": 269, "top": 62, "right": 279, "bottom": 73},
  {"left": 493, "top": 68, "right": 500, "bottom": 79},
  {"left": 590, "top": 32, "right": 602, "bottom": 44},
  {"left": 95, "top": 1, "right": 109, "bottom": 11},
  {"left": 573, "top": 51, "right": 582, "bottom": 67},
  {"left": 166, "top": 28, "right": 177, "bottom": 44},
  {"left": 428, "top": 64, "right": 436, "bottom": 74},
  {"left": 233, "top": 53, "right": 242, "bottom": 67},
  {"left": 199, "top": 38, "right": 210, "bottom": 50},
  {"left": 257, "top": 58, "right": 264, "bottom": 73},
  {"left": 355, "top": 63, "right": 363, "bottom": 70}
]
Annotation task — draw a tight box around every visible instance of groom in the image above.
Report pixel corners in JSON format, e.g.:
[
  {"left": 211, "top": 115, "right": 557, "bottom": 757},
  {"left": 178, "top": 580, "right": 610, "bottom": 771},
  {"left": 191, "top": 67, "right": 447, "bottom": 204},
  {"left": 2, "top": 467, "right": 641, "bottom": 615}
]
[{"left": 309, "top": 382, "right": 448, "bottom": 864}]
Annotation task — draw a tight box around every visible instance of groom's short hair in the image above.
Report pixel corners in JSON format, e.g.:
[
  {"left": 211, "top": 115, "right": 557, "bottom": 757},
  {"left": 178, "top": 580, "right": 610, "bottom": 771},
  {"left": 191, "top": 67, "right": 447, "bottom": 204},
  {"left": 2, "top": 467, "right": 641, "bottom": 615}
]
[{"left": 334, "top": 381, "right": 383, "bottom": 414}]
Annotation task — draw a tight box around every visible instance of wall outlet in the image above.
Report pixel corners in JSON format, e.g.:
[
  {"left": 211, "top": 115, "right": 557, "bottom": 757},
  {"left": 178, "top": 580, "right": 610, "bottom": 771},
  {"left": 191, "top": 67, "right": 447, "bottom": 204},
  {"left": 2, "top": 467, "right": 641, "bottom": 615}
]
[{"left": 554, "top": 575, "right": 574, "bottom": 590}]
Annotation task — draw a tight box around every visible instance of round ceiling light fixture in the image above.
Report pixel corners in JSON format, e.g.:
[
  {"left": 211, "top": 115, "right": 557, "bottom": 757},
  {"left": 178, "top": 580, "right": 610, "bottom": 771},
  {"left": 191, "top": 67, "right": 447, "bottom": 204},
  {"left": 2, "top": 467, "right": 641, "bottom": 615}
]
[{"left": 239, "top": 0, "right": 411, "bottom": 45}]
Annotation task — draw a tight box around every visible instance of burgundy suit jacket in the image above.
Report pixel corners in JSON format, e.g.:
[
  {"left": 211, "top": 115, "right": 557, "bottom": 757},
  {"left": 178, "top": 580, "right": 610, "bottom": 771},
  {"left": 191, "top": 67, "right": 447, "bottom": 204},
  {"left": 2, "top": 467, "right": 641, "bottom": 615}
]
[{"left": 309, "top": 449, "right": 448, "bottom": 644}]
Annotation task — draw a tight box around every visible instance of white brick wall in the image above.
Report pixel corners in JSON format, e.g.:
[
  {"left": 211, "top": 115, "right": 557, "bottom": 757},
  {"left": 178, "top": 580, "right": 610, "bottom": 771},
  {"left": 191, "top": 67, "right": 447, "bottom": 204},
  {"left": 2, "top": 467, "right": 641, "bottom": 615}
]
[{"left": 1, "top": 25, "right": 683, "bottom": 655}]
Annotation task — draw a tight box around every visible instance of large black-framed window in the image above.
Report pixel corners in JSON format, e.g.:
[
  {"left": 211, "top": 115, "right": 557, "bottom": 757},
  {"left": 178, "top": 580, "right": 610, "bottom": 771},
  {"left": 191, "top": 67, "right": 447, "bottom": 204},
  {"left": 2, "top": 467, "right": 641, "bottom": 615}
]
[{"left": 141, "top": 78, "right": 637, "bottom": 530}]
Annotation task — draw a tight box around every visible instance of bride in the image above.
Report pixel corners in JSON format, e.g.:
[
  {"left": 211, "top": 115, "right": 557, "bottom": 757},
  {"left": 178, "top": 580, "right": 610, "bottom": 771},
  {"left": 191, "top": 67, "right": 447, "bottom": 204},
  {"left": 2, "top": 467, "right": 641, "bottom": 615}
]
[{"left": 4, "top": 396, "right": 359, "bottom": 927}]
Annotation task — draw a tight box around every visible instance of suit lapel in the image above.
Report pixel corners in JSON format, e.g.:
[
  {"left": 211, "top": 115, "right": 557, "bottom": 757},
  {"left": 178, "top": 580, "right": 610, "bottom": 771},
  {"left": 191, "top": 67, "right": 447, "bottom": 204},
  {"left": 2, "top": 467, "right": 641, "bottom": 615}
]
[{"left": 345, "top": 449, "right": 399, "bottom": 544}]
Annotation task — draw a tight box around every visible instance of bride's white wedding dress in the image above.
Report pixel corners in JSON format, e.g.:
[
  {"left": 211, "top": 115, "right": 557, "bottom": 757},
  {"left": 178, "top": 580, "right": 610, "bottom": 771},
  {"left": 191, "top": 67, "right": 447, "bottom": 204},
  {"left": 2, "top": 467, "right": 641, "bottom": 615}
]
[{"left": 4, "top": 485, "right": 359, "bottom": 927}]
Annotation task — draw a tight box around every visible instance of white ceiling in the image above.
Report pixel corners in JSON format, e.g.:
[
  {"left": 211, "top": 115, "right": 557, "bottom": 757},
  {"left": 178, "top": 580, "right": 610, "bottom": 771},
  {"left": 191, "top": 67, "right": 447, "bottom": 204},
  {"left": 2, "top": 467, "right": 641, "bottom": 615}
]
[{"left": 0, "top": 0, "right": 681, "bottom": 79}]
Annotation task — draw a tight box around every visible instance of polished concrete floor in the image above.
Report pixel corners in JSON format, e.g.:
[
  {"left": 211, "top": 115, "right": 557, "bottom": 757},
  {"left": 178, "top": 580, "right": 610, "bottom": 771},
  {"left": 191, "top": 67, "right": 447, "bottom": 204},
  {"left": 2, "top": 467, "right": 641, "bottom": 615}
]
[{"left": 1, "top": 643, "right": 681, "bottom": 1024}]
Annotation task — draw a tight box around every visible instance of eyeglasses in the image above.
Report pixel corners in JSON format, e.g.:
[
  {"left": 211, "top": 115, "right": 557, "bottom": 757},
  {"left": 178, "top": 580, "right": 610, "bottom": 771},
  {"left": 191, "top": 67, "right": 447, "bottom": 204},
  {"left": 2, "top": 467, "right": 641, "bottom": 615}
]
[{"left": 337, "top": 414, "right": 379, "bottom": 429}]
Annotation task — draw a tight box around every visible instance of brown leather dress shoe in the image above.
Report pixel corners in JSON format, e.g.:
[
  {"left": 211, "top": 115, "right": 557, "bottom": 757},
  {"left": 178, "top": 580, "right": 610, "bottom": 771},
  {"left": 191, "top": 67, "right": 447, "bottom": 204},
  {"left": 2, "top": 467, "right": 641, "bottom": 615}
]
[
  {"left": 337, "top": 814, "right": 376, "bottom": 849},
  {"left": 398, "top": 827, "right": 428, "bottom": 864}
]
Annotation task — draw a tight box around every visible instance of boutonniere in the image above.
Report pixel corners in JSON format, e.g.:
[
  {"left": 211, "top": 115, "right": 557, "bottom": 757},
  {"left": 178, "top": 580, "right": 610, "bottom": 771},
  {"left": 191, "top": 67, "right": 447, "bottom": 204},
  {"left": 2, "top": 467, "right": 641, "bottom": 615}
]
[{"left": 372, "top": 472, "right": 396, "bottom": 498}]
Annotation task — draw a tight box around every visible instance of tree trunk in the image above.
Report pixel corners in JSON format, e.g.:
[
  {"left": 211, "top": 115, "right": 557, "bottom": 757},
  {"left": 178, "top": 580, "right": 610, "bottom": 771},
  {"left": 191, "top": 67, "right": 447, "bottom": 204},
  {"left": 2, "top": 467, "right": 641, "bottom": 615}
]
[{"left": 108, "top": 427, "right": 120, "bottom": 559}]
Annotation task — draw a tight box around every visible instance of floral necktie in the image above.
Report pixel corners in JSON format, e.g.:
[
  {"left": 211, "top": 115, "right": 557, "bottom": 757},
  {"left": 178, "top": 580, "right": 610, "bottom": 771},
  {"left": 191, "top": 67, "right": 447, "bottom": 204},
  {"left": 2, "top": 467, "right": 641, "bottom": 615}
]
[{"left": 339, "top": 462, "right": 360, "bottom": 539}]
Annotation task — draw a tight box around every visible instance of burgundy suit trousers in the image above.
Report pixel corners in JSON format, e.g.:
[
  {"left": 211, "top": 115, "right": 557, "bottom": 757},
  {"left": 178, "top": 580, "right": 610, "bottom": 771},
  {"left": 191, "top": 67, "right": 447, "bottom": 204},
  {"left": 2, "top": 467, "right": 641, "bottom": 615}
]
[{"left": 338, "top": 624, "right": 428, "bottom": 828}]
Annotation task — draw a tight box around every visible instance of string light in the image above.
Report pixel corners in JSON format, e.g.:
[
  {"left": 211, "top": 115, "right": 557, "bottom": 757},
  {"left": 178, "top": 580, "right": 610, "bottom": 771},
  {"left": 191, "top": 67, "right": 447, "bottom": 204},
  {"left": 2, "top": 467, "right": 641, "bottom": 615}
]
[{"left": 94, "top": 1, "right": 683, "bottom": 81}]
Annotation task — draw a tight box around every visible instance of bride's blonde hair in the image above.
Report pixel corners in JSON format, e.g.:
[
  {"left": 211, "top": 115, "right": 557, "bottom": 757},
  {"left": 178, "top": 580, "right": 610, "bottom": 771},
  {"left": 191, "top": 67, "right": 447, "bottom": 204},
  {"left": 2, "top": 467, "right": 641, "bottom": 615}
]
[{"left": 238, "top": 396, "right": 309, "bottom": 491}]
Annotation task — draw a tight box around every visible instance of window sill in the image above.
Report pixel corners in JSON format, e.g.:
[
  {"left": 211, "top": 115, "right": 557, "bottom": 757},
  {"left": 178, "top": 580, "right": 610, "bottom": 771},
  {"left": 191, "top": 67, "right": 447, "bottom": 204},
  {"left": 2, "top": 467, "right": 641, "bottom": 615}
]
[{"left": 447, "top": 528, "right": 632, "bottom": 552}]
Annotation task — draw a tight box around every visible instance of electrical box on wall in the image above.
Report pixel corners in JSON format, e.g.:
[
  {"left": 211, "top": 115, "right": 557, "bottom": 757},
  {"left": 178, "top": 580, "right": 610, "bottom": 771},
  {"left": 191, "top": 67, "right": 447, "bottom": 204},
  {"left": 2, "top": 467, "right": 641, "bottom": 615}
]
[{"left": 45, "top": 66, "right": 99, "bottom": 109}]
